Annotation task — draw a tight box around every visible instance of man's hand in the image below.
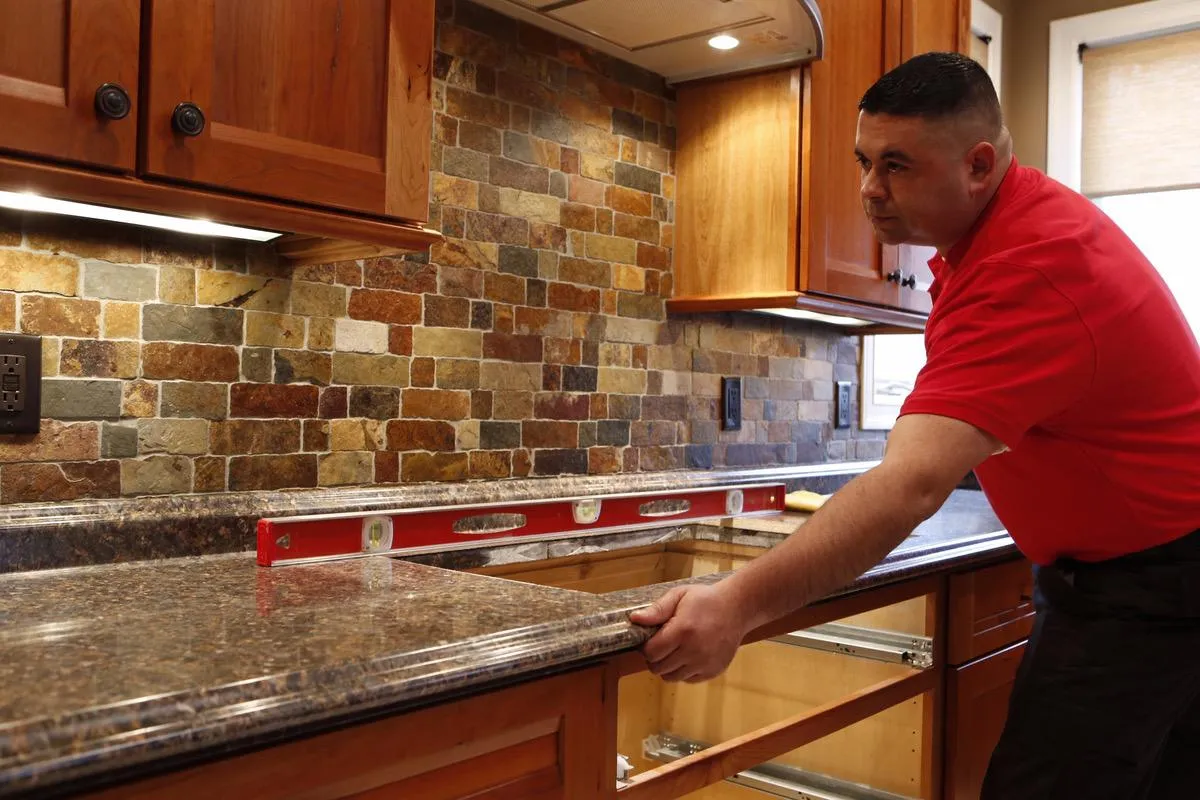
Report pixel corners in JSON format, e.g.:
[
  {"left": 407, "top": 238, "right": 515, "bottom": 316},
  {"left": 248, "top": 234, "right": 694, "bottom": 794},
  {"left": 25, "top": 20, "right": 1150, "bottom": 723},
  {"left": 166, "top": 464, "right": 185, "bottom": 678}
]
[
  {"left": 627, "top": 414, "right": 1000, "bottom": 684},
  {"left": 629, "top": 583, "right": 747, "bottom": 682}
]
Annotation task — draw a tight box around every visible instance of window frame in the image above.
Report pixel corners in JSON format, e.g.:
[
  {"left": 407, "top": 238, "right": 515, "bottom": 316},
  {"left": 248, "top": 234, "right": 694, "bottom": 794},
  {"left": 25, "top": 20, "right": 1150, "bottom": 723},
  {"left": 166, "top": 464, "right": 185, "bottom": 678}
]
[
  {"left": 1046, "top": 0, "right": 1200, "bottom": 191},
  {"left": 971, "top": 0, "right": 1004, "bottom": 100}
]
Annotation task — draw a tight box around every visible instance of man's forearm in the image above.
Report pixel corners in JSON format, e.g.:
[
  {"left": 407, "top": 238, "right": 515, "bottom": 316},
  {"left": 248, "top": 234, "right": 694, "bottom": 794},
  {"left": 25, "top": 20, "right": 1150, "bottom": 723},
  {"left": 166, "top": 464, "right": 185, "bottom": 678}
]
[{"left": 719, "top": 464, "right": 948, "bottom": 634}]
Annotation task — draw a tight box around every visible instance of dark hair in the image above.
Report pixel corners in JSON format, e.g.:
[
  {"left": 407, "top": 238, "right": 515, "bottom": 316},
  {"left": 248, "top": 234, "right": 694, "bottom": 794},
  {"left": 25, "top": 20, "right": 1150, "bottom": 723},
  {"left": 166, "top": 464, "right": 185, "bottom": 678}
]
[{"left": 859, "top": 52, "right": 1001, "bottom": 130}]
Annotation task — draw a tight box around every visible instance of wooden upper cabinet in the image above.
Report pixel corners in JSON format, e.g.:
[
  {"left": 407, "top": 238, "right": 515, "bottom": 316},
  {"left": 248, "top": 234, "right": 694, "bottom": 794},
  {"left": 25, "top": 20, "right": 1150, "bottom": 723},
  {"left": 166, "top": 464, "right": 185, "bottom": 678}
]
[
  {"left": 801, "top": 0, "right": 900, "bottom": 310},
  {"left": 674, "top": 69, "right": 802, "bottom": 301},
  {"left": 142, "top": 0, "right": 433, "bottom": 221},
  {"left": 901, "top": 0, "right": 968, "bottom": 59},
  {"left": 886, "top": 0, "right": 969, "bottom": 314},
  {"left": 0, "top": 0, "right": 141, "bottom": 171}
]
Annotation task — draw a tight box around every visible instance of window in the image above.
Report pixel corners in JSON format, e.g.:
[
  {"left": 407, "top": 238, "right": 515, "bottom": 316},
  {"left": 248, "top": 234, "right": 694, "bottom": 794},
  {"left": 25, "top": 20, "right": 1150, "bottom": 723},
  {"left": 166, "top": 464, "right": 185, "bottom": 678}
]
[
  {"left": 970, "top": 0, "right": 1003, "bottom": 100},
  {"left": 860, "top": 334, "right": 926, "bottom": 430},
  {"left": 1048, "top": 2, "right": 1200, "bottom": 335},
  {"left": 859, "top": 1, "right": 1003, "bottom": 431}
]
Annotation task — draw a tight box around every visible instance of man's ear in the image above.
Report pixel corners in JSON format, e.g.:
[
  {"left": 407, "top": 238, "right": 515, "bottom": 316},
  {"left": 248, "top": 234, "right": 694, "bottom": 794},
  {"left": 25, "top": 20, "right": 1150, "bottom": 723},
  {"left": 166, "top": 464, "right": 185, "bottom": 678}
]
[{"left": 965, "top": 141, "right": 998, "bottom": 191}]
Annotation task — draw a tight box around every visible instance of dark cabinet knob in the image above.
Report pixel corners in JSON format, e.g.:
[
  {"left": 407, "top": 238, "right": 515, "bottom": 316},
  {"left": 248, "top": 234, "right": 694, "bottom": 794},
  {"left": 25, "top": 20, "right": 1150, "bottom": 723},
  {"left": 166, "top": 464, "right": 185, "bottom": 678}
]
[
  {"left": 886, "top": 270, "right": 902, "bottom": 283},
  {"left": 901, "top": 274, "right": 917, "bottom": 289},
  {"left": 171, "top": 102, "right": 206, "bottom": 137},
  {"left": 94, "top": 83, "right": 131, "bottom": 121}
]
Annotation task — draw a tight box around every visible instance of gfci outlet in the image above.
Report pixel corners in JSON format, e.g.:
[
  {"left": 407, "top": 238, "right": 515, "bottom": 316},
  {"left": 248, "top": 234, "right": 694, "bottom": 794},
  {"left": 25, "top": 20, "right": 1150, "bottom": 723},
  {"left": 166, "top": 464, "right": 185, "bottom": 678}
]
[
  {"left": 1, "top": 334, "right": 41, "bottom": 435},
  {"left": 835, "top": 381, "right": 852, "bottom": 429},
  {"left": 722, "top": 376, "right": 742, "bottom": 431}
]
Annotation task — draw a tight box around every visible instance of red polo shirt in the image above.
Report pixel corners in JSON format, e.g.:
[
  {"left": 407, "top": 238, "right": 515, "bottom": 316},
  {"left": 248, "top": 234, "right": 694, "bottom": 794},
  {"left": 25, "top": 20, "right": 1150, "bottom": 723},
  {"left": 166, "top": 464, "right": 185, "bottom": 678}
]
[{"left": 900, "top": 158, "right": 1200, "bottom": 565}]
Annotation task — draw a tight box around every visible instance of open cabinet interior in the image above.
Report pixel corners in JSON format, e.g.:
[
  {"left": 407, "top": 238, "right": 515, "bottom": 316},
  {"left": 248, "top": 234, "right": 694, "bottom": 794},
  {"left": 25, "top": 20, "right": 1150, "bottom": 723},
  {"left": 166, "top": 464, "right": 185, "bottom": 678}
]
[{"left": 473, "top": 540, "right": 938, "bottom": 799}]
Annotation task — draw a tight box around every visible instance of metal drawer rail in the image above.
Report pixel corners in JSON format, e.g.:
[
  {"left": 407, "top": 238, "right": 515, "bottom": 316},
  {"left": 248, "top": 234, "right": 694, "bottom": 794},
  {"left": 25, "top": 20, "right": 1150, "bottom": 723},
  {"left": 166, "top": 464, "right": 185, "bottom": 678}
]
[
  {"left": 770, "top": 622, "right": 933, "bottom": 669},
  {"left": 643, "top": 733, "right": 918, "bottom": 800}
]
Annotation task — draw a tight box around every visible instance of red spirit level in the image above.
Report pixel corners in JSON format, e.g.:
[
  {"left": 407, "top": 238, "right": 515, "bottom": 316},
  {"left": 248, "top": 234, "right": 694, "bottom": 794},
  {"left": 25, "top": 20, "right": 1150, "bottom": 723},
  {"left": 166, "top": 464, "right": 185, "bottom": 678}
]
[{"left": 256, "top": 484, "right": 786, "bottom": 567}]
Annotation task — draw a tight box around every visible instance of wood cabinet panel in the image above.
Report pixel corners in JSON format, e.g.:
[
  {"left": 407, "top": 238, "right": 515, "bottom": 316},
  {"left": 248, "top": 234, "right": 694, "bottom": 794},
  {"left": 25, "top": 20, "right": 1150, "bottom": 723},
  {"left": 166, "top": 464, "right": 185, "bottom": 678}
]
[
  {"left": 802, "top": 0, "right": 899, "bottom": 309},
  {"left": 0, "top": 0, "right": 141, "bottom": 171},
  {"left": 674, "top": 68, "right": 802, "bottom": 301},
  {"left": 948, "top": 559, "right": 1035, "bottom": 665},
  {"left": 88, "top": 666, "right": 616, "bottom": 800},
  {"left": 945, "top": 640, "right": 1026, "bottom": 799},
  {"left": 143, "top": 0, "right": 433, "bottom": 220},
  {"left": 888, "top": 0, "right": 967, "bottom": 313}
]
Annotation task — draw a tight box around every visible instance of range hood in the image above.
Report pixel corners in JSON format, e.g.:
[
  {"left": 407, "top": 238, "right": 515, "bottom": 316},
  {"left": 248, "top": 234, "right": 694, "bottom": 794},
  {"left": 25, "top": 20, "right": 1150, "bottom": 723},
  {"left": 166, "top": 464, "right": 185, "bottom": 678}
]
[{"left": 473, "top": 0, "right": 825, "bottom": 84}]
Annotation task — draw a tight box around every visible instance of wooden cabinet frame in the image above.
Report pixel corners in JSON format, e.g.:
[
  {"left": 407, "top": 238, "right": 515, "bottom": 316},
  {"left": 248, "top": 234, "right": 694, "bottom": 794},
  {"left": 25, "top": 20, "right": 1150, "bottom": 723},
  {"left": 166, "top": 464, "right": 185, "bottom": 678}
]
[{"left": 0, "top": 0, "right": 441, "bottom": 265}]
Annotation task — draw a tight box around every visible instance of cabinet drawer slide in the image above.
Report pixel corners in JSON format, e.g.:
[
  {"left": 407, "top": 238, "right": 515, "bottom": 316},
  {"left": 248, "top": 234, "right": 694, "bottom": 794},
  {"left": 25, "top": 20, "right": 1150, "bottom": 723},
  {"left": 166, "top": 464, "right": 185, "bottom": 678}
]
[
  {"left": 771, "top": 623, "right": 933, "bottom": 669},
  {"left": 644, "top": 733, "right": 918, "bottom": 799}
]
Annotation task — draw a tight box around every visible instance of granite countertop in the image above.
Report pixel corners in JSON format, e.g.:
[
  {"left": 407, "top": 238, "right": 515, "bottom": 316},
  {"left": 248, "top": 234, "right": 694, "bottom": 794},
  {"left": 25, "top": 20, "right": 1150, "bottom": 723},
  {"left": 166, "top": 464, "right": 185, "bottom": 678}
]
[{"left": 0, "top": 489, "right": 1012, "bottom": 799}]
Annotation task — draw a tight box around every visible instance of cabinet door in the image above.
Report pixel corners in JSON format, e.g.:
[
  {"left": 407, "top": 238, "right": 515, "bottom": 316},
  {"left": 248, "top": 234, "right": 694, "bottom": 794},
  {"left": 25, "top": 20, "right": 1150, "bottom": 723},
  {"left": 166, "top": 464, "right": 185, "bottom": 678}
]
[
  {"left": 88, "top": 666, "right": 616, "bottom": 800},
  {"left": 888, "top": 0, "right": 968, "bottom": 313},
  {"left": 801, "top": 0, "right": 900, "bottom": 309},
  {"left": 0, "top": 0, "right": 141, "bottom": 171},
  {"left": 945, "top": 640, "right": 1026, "bottom": 800},
  {"left": 142, "top": 0, "right": 433, "bottom": 221},
  {"left": 901, "top": 0, "right": 968, "bottom": 57}
]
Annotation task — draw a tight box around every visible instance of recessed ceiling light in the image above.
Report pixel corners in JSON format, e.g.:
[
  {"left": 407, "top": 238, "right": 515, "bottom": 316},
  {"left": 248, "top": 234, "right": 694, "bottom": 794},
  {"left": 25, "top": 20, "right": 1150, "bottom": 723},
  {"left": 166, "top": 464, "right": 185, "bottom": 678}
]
[
  {"left": 708, "top": 34, "right": 740, "bottom": 50},
  {"left": 0, "top": 190, "right": 282, "bottom": 242}
]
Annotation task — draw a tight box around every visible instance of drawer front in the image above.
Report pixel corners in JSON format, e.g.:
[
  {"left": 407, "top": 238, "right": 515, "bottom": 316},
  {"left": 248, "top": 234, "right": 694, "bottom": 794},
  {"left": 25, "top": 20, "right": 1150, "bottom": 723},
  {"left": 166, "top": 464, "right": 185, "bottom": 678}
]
[{"left": 948, "top": 559, "right": 1035, "bottom": 665}]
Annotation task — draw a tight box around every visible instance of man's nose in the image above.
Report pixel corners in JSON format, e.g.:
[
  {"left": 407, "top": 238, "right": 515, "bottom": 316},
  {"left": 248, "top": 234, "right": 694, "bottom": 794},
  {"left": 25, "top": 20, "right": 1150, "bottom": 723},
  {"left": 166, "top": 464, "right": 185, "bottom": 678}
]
[{"left": 861, "top": 167, "right": 888, "bottom": 201}]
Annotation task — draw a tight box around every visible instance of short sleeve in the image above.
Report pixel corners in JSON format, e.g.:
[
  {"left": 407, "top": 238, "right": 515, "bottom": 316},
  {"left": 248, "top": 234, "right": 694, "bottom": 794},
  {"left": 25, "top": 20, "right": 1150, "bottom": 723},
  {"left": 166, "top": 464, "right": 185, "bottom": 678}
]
[{"left": 899, "top": 264, "right": 1096, "bottom": 448}]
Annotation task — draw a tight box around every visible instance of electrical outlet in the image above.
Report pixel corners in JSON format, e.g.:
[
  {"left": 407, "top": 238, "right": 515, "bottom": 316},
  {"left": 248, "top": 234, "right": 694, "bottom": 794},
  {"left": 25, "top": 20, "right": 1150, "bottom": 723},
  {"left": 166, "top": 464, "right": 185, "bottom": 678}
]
[
  {"left": 1, "top": 334, "right": 41, "bottom": 435},
  {"left": 835, "top": 381, "right": 852, "bottom": 429},
  {"left": 722, "top": 376, "right": 742, "bottom": 431}
]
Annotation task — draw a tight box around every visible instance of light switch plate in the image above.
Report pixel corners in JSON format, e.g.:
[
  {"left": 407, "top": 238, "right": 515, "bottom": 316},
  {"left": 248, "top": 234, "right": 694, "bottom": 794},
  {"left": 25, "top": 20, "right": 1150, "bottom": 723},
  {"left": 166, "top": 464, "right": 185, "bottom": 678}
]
[
  {"left": 722, "top": 377, "right": 742, "bottom": 431},
  {"left": 1, "top": 334, "right": 41, "bottom": 435}
]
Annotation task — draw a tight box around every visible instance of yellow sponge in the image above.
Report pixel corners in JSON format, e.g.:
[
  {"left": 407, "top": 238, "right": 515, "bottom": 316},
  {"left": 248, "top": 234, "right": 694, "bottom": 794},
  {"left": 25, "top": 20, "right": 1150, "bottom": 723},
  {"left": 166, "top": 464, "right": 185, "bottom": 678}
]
[{"left": 784, "top": 490, "right": 830, "bottom": 512}]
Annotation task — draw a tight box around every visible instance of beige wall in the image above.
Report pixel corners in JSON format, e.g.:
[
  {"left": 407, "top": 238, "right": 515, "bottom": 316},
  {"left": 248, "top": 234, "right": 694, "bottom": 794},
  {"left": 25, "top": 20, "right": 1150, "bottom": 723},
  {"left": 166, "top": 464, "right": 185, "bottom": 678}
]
[{"left": 992, "top": 0, "right": 1146, "bottom": 170}]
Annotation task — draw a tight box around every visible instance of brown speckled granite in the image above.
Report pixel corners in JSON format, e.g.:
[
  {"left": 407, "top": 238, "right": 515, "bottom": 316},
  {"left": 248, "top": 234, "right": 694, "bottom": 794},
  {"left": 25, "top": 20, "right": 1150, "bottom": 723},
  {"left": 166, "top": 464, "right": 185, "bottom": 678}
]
[
  {"left": 0, "top": 484, "right": 1013, "bottom": 799},
  {"left": 0, "top": 555, "right": 647, "bottom": 797},
  {"left": 0, "top": 463, "right": 876, "bottom": 574}
]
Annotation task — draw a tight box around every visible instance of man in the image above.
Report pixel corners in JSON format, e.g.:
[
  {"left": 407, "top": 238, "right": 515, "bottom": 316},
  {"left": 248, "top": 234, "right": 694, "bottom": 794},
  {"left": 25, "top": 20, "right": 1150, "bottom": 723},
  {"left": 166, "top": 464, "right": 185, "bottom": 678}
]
[{"left": 631, "top": 52, "right": 1200, "bottom": 798}]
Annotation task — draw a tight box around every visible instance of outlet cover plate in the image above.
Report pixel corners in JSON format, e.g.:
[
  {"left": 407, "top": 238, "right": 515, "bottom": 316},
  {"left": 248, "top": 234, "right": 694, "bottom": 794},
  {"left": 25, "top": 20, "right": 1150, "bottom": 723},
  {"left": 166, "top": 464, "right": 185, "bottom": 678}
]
[{"left": 1, "top": 334, "right": 41, "bottom": 435}]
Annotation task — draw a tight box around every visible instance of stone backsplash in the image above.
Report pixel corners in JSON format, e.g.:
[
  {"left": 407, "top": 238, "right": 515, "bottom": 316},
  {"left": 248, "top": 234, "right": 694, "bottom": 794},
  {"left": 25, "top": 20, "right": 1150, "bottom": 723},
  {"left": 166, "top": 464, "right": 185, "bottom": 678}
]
[{"left": 0, "top": 0, "right": 884, "bottom": 506}]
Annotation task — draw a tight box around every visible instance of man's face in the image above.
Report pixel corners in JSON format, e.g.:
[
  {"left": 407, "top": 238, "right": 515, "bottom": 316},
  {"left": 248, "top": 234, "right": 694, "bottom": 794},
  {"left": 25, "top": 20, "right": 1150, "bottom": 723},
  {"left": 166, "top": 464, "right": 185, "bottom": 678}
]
[{"left": 854, "top": 112, "right": 975, "bottom": 249}]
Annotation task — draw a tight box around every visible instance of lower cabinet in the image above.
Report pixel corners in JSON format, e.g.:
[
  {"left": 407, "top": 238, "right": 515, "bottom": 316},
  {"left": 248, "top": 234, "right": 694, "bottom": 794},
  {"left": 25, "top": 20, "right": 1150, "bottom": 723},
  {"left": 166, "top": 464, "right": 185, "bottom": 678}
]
[
  {"left": 87, "top": 665, "right": 616, "bottom": 800},
  {"left": 943, "top": 558, "right": 1034, "bottom": 799},
  {"left": 945, "top": 641, "right": 1026, "bottom": 799}
]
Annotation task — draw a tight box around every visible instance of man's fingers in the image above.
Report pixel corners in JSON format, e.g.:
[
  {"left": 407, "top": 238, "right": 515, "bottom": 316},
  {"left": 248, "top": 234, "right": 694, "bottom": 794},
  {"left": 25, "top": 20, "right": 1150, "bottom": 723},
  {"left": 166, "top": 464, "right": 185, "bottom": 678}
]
[
  {"left": 629, "top": 587, "right": 687, "bottom": 627},
  {"left": 646, "top": 645, "right": 690, "bottom": 677},
  {"left": 641, "top": 620, "right": 681, "bottom": 664},
  {"left": 660, "top": 665, "right": 700, "bottom": 683}
]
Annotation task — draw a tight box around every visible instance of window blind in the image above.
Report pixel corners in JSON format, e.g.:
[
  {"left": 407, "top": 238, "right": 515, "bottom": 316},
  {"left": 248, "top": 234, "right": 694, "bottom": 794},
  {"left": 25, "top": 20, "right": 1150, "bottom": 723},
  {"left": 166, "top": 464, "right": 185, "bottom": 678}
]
[{"left": 1081, "top": 26, "right": 1200, "bottom": 197}]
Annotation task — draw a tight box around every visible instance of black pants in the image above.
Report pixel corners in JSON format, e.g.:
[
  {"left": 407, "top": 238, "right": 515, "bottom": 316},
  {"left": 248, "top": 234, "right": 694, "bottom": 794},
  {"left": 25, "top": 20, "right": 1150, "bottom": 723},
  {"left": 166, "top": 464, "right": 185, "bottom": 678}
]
[{"left": 981, "top": 528, "right": 1200, "bottom": 799}]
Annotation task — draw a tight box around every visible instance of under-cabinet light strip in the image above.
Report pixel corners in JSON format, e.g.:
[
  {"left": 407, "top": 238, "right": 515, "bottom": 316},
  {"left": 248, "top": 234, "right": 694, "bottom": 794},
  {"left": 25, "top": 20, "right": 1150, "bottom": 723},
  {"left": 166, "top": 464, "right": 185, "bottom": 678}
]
[{"left": 0, "top": 190, "right": 282, "bottom": 242}]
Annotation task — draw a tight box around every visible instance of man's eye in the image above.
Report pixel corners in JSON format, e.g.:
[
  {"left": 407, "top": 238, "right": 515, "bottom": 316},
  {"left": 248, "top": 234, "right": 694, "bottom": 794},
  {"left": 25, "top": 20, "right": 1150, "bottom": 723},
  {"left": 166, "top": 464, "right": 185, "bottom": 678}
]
[
  {"left": 856, "top": 156, "right": 870, "bottom": 170},
  {"left": 886, "top": 162, "right": 905, "bottom": 173}
]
